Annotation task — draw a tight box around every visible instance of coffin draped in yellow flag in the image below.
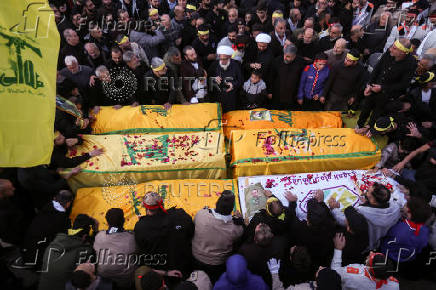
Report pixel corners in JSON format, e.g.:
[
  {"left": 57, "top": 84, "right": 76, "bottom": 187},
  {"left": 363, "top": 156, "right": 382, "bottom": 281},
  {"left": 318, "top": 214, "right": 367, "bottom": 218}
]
[{"left": 0, "top": 1, "right": 59, "bottom": 167}]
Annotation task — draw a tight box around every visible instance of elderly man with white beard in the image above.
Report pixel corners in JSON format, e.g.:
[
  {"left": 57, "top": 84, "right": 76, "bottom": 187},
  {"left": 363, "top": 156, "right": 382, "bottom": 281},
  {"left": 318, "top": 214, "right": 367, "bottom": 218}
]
[{"left": 208, "top": 45, "right": 243, "bottom": 112}]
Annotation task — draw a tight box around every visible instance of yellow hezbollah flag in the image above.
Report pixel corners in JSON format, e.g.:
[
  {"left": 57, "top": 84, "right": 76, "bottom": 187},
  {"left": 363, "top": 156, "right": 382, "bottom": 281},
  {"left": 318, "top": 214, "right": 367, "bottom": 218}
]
[
  {"left": 231, "top": 128, "right": 381, "bottom": 177},
  {"left": 92, "top": 103, "right": 222, "bottom": 135},
  {"left": 0, "top": 1, "right": 59, "bottom": 167},
  {"left": 223, "top": 109, "right": 343, "bottom": 139},
  {"left": 63, "top": 132, "right": 227, "bottom": 191},
  {"left": 70, "top": 179, "right": 239, "bottom": 230}
]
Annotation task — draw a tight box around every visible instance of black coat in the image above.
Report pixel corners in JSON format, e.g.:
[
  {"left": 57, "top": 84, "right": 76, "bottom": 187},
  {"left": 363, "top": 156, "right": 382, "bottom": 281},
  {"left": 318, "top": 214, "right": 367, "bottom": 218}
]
[
  {"left": 17, "top": 166, "right": 69, "bottom": 209},
  {"left": 363, "top": 23, "right": 391, "bottom": 54},
  {"left": 208, "top": 59, "right": 243, "bottom": 112},
  {"left": 243, "top": 209, "right": 290, "bottom": 243},
  {"left": 322, "top": 62, "right": 366, "bottom": 99},
  {"left": 289, "top": 202, "right": 336, "bottom": 270},
  {"left": 0, "top": 198, "right": 26, "bottom": 245},
  {"left": 318, "top": 36, "right": 336, "bottom": 53},
  {"left": 239, "top": 236, "right": 287, "bottom": 288},
  {"left": 408, "top": 87, "right": 436, "bottom": 122},
  {"left": 369, "top": 51, "right": 417, "bottom": 98},
  {"left": 143, "top": 69, "right": 178, "bottom": 105},
  {"left": 192, "top": 37, "right": 217, "bottom": 71},
  {"left": 270, "top": 55, "right": 306, "bottom": 107},
  {"left": 21, "top": 202, "right": 71, "bottom": 268},
  {"left": 87, "top": 72, "right": 137, "bottom": 107},
  {"left": 296, "top": 40, "right": 320, "bottom": 63},
  {"left": 243, "top": 47, "right": 275, "bottom": 85},
  {"left": 58, "top": 43, "right": 87, "bottom": 69},
  {"left": 269, "top": 31, "right": 295, "bottom": 58},
  {"left": 180, "top": 60, "right": 205, "bottom": 101},
  {"left": 55, "top": 109, "right": 91, "bottom": 139},
  {"left": 134, "top": 208, "right": 194, "bottom": 277},
  {"left": 50, "top": 144, "right": 91, "bottom": 169}
]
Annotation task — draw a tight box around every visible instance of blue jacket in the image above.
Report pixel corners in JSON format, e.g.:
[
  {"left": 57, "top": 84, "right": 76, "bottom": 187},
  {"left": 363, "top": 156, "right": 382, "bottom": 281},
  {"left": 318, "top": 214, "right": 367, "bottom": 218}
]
[
  {"left": 213, "top": 254, "right": 269, "bottom": 290},
  {"left": 297, "top": 64, "right": 330, "bottom": 100},
  {"left": 380, "top": 220, "right": 429, "bottom": 263}
]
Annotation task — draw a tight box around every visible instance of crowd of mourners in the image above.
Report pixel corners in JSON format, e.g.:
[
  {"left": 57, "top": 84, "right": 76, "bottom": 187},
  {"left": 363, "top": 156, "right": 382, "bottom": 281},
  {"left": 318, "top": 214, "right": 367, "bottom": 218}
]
[{"left": 2, "top": 0, "right": 436, "bottom": 289}]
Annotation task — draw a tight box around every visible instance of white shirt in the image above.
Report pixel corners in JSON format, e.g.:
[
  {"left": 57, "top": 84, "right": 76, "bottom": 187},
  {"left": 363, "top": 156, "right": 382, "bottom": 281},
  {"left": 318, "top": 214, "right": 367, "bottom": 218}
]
[
  {"left": 422, "top": 89, "right": 432, "bottom": 104},
  {"left": 331, "top": 250, "right": 400, "bottom": 290},
  {"left": 52, "top": 200, "right": 65, "bottom": 212},
  {"left": 275, "top": 31, "right": 286, "bottom": 46}
]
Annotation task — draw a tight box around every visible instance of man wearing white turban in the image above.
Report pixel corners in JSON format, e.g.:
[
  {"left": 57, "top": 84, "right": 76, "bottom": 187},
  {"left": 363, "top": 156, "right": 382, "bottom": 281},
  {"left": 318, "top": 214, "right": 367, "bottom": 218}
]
[
  {"left": 243, "top": 33, "right": 274, "bottom": 88},
  {"left": 208, "top": 46, "right": 243, "bottom": 112}
]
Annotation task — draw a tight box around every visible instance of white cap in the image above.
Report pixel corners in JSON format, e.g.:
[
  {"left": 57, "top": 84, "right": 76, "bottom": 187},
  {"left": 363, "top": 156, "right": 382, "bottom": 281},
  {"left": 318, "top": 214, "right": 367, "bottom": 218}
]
[
  {"left": 217, "top": 45, "right": 234, "bottom": 56},
  {"left": 255, "top": 33, "right": 271, "bottom": 44}
]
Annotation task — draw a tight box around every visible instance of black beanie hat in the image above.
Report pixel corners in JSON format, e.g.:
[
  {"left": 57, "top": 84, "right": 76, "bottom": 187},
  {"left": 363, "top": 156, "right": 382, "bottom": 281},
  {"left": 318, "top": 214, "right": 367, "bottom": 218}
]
[
  {"left": 316, "top": 268, "right": 342, "bottom": 290},
  {"left": 344, "top": 206, "right": 368, "bottom": 236},
  {"left": 307, "top": 199, "right": 328, "bottom": 227}
]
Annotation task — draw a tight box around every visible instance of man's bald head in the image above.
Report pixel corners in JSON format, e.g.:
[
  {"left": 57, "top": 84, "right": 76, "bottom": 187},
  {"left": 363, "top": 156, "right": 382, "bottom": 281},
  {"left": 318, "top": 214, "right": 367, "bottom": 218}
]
[{"left": 390, "top": 38, "right": 412, "bottom": 59}]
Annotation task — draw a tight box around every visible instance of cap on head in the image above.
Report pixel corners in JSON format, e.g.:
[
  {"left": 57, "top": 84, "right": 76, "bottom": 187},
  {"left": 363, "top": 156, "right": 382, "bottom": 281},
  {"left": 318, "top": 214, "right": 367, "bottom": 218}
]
[
  {"left": 255, "top": 33, "right": 271, "bottom": 43},
  {"left": 371, "top": 116, "right": 395, "bottom": 135},
  {"left": 217, "top": 45, "right": 234, "bottom": 56}
]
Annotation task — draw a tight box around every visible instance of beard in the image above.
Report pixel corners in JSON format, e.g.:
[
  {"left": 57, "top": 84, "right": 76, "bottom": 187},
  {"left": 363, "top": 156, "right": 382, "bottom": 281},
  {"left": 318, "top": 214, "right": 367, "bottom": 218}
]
[{"left": 219, "top": 61, "right": 230, "bottom": 70}]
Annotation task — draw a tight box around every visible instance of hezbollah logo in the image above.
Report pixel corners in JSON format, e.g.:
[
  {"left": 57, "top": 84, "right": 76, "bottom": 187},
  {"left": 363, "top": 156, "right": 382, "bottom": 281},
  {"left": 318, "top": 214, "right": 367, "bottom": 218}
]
[
  {"left": 0, "top": 2, "right": 54, "bottom": 90},
  {"left": 0, "top": 27, "right": 44, "bottom": 89}
]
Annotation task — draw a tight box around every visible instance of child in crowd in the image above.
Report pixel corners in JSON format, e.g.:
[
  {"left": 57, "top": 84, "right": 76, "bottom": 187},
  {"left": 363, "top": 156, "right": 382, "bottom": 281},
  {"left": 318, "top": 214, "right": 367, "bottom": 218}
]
[
  {"left": 241, "top": 70, "right": 268, "bottom": 109},
  {"left": 297, "top": 52, "right": 330, "bottom": 111}
]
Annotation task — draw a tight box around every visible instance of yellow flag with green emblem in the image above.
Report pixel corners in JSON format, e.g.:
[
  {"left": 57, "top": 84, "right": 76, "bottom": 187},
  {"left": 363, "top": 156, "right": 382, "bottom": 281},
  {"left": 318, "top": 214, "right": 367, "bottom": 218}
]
[{"left": 0, "top": 1, "right": 59, "bottom": 167}]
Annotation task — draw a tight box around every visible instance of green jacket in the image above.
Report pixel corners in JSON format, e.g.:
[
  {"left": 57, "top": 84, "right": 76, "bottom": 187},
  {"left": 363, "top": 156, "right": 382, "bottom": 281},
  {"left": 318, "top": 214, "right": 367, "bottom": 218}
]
[{"left": 38, "top": 233, "right": 94, "bottom": 290}]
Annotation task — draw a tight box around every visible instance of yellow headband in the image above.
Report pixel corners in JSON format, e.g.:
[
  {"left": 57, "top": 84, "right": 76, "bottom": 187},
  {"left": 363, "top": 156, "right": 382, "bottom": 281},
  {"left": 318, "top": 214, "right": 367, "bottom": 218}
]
[
  {"left": 394, "top": 40, "right": 412, "bottom": 53},
  {"left": 54, "top": 130, "right": 61, "bottom": 140},
  {"left": 346, "top": 53, "right": 359, "bottom": 61},
  {"left": 374, "top": 117, "right": 395, "bottom": 132},
  {"left": 149, "top": 8, "right": 158, "bottom": 16},
  {"left": 266, "top": 197, "right": 286, "bottom": 220},
  {"left": 152, "top": 62, "right": 166, "bottom": 72},
  {"left": 198, "top": 30, "right": 209, "bottom": 36},
  {"left": 186, "top": 4, "right": 196, "bottom": 10},
  {"left": 419, "top": 71, "right": 435, "bottom": 83},
  {"left": 272, "top": 12, "right": 284, "bottom": 18},
  {"left": 116, "top": 35, "right": 129, "bottom": 45},
  {"left": 68, "top": 228, "right": 83, "bottom": 236},
  {"left": 267, "top": 197, "right": 278, "bottom": 204}
]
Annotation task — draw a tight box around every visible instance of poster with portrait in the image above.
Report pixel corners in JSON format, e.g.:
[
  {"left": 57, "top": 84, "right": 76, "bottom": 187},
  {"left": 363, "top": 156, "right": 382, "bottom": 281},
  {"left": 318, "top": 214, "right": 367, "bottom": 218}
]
[{"left": 238, "top": 170, "right": 406, "bottom": 221}]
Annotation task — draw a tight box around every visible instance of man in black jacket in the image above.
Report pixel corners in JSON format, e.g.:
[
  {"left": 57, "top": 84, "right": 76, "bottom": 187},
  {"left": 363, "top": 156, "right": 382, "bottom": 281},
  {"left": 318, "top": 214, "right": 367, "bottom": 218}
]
[
  {"left": 318, "top": 22, "right": 343, "bottom": 52},
  {"left": 192, "top": 24, "right": 217, "bottom": 71},
  {"left": 269, "top": 18, "right": 294, "bottom": 58},
  {"left": 269, "top": 44, "right": 306, "bottom": 109},
  {"left": 180, "top": 46, "right": 206, "bottom": 102},
  {"left": 239, "top": 224, "right": 287, "bottom": 288},
  {"left": 18, "top": 190, "right": 73, "bottom": 270},
  {"left": 209, "top": 46, "right": 243, "bottom": 112},
  {"left": 50, "top": 131, "right": 103, "bottom": 170},
  {"left": 144, "top": 57, "right": 179, "bottom": 108},
  {"left": 243, "top": 33, "right": 274, "bottom": 84},
  {"left": 356, "top": 38, "right": 417, "bottom": 131},
  {"left": 321, "top": 49, "right": 366, "bottom": 111},
  {"left": 134, "top": 191, "right": 194, "bottom": 280}
]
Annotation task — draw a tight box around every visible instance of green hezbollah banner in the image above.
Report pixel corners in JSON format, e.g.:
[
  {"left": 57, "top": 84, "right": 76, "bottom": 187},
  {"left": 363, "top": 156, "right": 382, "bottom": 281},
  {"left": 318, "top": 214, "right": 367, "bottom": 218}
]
[{"left": 0, "top": 1, "right": 59, "bottom": 167}]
